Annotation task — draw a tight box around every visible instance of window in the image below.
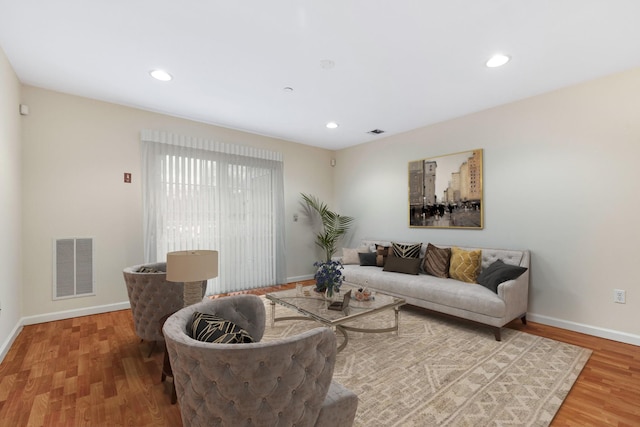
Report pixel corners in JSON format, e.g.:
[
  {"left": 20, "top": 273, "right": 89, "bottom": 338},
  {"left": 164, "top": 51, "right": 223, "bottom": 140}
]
[{"left": 141, "top": 130, "right": 286, "bottom": 294}]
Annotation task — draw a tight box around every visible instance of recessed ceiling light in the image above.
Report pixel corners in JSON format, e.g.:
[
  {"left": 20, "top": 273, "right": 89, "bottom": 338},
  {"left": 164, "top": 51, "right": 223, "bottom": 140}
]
[
  {"left": 486, "top": 54, "right": 510, "bottom": 67},
  {"left": 326, "top": 122, "right": 339, "bottom": 129},
  {"left": 486, "top": 54, "right": 510, "bottom": 68},
  {"left": 150, "top": 69, "right": 172, "bottom": 81}
]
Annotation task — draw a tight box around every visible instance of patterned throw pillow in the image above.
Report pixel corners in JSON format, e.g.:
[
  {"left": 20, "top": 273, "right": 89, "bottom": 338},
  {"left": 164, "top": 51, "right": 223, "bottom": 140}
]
[
  {"left": 423, "top": 243, "right": 451, "bottom": 278},
  {"left": 449, "top": 247, "right": 482, "bottom": 283},
  {"left": 376, "top": 245, "right": 391, "bottom": 267},
  {"left": 391, "top": 242, "right": 422, "bottom": 259},
  {"left": 188, "top": 312, "right": 254, "bottom": 344}
]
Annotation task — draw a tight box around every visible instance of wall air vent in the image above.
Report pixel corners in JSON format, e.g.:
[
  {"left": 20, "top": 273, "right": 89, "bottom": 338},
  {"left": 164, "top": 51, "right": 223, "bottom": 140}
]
[
  {"left": 368, "top": 129, "right": 385, "bottom": 135},
  {"left": 53, "top": 237, "right": 95, "bottom": 300}
]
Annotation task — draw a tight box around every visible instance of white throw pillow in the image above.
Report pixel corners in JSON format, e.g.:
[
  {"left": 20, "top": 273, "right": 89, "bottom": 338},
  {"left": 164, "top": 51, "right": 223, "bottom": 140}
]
[{"left": 342, "top": 246, "right": 370, "bottom": 264}]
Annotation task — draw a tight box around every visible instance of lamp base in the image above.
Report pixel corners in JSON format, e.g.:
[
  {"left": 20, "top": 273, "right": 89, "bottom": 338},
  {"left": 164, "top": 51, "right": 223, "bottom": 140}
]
[{"left": 184, "top": 281, "right": 204, "bottom": 306}]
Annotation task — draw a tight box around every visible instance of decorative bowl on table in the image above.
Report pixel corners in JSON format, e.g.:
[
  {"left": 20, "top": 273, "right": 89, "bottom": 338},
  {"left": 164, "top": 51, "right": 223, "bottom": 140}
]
[{"left": 354, "top": 287, "right": 373, "bottom": 301}]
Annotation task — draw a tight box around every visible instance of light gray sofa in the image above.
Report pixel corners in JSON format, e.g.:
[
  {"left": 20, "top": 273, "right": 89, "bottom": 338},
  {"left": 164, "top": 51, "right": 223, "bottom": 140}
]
[{"left": 340, "top": 240, "right": 530, "bottom": 341}]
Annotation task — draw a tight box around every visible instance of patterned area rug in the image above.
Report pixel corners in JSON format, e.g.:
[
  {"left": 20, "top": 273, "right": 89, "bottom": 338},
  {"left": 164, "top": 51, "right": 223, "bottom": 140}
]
[{"left": 262, "top": 299, "right": 591, "bottom": 427}]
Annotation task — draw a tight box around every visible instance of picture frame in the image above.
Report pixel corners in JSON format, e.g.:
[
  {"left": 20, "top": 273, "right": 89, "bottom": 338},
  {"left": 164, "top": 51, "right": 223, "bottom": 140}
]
[{"left": 408, "top": 149, "right": 483, "bottom": 229}]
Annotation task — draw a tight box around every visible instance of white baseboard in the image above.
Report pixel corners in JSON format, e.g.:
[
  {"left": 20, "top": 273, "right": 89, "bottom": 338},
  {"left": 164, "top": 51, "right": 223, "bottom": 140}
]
[
  {"left": 287, "top": 274, "right": 314, "bottom": 283},
  {"left": 21, "top": 301, "right": 131, "bottom": 326},
  {"left": 0, "top": 321, "right": 24, "bottom": 364},
  {"left": 5, "top": 301, "right": 634, "bottom": 364},
  {"left": 528, "top": 312, "right": 640, "bottom": 346}
]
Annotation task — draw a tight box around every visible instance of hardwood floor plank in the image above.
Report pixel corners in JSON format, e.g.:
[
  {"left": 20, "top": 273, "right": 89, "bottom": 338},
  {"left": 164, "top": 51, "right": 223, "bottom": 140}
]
[{"left": 0, "top": 281, "right": 637, "bottom": 426}]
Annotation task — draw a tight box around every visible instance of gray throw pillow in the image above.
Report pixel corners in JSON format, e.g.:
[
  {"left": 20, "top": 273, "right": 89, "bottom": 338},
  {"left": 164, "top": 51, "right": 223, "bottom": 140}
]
[
  {"left": 358, "top": 252, "right": 378, "bottom": 266},
  {"left": 477, "top": 260, "right": 528, "bottom": 293}
]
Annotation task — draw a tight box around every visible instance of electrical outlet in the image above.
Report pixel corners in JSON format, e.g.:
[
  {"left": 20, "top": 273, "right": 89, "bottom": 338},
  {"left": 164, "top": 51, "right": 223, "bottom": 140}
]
[{"left": 613, "top": 289, "right": 626, "bottom": 304}]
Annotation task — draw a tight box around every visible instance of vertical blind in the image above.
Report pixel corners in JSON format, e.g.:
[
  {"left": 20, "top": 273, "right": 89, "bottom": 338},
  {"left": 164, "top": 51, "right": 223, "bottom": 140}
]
[{"left": 141, "top": 130, "right": 286, "bottom": 294}]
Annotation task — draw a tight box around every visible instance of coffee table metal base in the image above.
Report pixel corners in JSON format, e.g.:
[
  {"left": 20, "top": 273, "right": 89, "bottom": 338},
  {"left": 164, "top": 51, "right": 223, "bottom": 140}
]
[{"left": 270, "top": 302, "right": 401, "bottom": 352}]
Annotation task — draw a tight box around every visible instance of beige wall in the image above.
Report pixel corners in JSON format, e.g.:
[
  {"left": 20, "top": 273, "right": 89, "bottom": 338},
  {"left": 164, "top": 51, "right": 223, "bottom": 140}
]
[
  {"left": 0, "top": 46, "right": 22, "bottom": 352},
  {"left": 20, "top": 86, "right": 334, "bottom": 318},
  {"left": 335, "top": 68, "right": 640, "bottom": 343}
]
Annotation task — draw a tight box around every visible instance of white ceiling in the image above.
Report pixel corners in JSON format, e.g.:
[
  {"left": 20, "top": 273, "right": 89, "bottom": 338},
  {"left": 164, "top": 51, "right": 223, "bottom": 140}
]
[{"left": 1, "top": 1, "right": 640, "bottom": 150}]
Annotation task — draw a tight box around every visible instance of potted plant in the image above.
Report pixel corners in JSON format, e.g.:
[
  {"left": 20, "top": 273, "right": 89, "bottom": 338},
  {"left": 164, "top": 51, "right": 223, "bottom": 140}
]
[{"left": 301, "top": 193, "right": 354, "bottom": 296}]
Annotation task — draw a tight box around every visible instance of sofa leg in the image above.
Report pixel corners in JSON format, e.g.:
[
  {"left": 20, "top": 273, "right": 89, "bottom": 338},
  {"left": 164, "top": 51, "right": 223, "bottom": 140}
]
[
  {"left": 521, "top": 315, "right": 527, "bottom": 325},
  {"left": 493, "top": 328, "right": 502, "bottom": 341}
]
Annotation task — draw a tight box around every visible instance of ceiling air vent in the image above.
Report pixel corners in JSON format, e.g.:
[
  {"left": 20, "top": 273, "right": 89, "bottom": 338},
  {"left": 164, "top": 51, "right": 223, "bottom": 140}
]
[{"left": 368, "top": 129, "right": 385, "bottom": 135}]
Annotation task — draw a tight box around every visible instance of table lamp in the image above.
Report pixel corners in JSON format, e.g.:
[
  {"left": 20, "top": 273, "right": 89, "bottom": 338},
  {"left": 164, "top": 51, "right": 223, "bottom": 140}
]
[{"left": 166, "top": 250, "right": 219, "bottom": 306}]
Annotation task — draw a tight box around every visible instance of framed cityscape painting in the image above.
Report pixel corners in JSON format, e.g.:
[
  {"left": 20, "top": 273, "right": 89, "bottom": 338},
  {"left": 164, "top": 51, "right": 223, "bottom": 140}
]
[{"left": 408, "top": 148, "right": 483, "bottom": 229}]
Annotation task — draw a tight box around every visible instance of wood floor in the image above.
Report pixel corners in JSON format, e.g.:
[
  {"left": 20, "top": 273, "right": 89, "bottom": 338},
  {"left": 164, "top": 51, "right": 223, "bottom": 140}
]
[{"left": 1, "top": 282, "right": 638, "bottom": 426}]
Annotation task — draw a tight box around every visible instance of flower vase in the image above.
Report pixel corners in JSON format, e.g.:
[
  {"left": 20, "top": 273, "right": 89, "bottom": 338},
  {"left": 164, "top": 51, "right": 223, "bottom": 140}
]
[{"left": 324, "top": 287, "right": 338, "bottom": 301}]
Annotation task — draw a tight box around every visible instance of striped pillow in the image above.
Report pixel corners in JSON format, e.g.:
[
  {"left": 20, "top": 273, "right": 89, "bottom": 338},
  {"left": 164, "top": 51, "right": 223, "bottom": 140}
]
[
  {"left": 391, "top": 242, "right": 422, "bottom": 259},
  {"left": 188, "top": 312, "right": 254, "bottom": 344},
  {"left": 423, "top": 243, "right": 451, "bottom": 278}
]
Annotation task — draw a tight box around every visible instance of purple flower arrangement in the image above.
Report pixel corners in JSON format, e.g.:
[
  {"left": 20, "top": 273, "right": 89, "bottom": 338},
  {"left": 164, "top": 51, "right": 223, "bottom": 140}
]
[{"left": 313, "top": 260, "right": 344, "bottom": 297}]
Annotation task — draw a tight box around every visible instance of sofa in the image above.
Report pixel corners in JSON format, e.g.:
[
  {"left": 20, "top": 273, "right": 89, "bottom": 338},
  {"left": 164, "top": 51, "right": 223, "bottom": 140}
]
[{"left": 338, "top": 240, "right": 530, "bottom": 340}]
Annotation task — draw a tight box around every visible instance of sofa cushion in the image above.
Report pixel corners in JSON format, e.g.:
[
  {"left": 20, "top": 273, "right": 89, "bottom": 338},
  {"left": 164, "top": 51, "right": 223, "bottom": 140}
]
[
  {"left": 383, "top": 256, "right": 421, "bottom": 275},
  {"left": 391, "top": 242, "right": 422, "bottom": 259},
  {"left": 342, "top": 265, "right": 506, "bottom": 318},
  {"left": 449, "top": 247, "right": 482, "bottom": 283},
  {"left": 376, "top": 245, "right": 391, "bottom": 267},
  {"left": 423, "top": 243, "right": 451, "bottom": 278},
  {"left": 477, "top": 260, "right": 528, "bottom": 293},
  {"left": 188, "top": 312, "right": 254, "bottom": 344},
  {"left": 342, "top": 248, "right": 360, "bottom": 265},
  {"left": 358, "top": 252, "right": 378, "bottom": 266},
  {"left": 342, "top": 246, "right": 370, "bottom": 265}
]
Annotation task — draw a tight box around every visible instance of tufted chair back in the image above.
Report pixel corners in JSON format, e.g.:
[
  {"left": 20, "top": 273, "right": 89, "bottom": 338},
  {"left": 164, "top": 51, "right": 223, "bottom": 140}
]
[
  {"left": 163, "top": 295, "right": 358, "bottom": 427},
  {"left": 123, "top": 262, "right": 205, "bottom": 343}
]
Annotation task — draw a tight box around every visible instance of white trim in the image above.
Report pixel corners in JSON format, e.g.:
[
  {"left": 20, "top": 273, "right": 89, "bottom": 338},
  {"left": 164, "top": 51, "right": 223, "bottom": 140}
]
[
  {"left": 4, "top": 300, "right": 635, "bottom": 365},
  {"left": 528, "top": 312, "right": 640, "bottom": 346},
  {"left": 0, "top": 322, "right": 24, "bottom": 364},
  {"left": 21, "top": 301, "right": 131, "bottom": 326},
  {"left": 286, "top": 274, "right": 314, "bottom": 283}
]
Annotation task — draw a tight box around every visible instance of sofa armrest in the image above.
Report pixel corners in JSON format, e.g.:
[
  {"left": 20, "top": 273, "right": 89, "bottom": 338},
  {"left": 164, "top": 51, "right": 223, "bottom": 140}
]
[{"left": 497, "top": 269, "right": 529, "bottom": 323}]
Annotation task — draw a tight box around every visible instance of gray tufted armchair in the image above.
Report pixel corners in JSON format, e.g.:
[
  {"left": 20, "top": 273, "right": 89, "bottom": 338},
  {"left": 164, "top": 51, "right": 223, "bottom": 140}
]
[
  {"left": 123, "top": 262, "right": 205, "bottom": 356},
  {"left": 163, "top": 295, "right": 358, "bottom": 427}
]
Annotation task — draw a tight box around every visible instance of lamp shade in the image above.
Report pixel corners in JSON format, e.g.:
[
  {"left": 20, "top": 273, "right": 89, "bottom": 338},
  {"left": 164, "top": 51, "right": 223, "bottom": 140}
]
[{"left": 166, "top": 250, "right": 219, "bottom": 283}]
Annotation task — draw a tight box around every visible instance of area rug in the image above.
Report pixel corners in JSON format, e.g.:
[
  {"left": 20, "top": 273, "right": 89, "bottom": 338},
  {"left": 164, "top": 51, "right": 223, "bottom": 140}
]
[{"left": 261, "top": 299, "right": 591, "bottom": 427}]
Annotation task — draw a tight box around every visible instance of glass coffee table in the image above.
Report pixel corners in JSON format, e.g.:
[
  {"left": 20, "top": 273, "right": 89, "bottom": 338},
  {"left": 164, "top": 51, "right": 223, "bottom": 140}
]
[{"left": 266, "top": 283, "right": 405, "bottom": 352}]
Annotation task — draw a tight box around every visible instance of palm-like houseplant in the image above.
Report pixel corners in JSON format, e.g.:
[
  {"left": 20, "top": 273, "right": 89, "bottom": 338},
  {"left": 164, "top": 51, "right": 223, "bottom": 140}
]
[{"left": 301, "top": 193, "right": 354, "bottom": 296}]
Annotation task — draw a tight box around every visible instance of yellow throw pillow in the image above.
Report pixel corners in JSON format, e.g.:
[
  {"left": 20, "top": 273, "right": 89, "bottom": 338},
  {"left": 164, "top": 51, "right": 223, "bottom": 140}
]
[{"left": 449, "top": 247, "right": 482, "bottom": 283}]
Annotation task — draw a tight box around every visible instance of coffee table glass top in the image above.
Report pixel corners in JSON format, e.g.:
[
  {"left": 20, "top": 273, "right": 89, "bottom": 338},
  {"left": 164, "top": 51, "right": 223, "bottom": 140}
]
[{"left": 266, "top": 283, "right": 405, "bottom": 326}]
